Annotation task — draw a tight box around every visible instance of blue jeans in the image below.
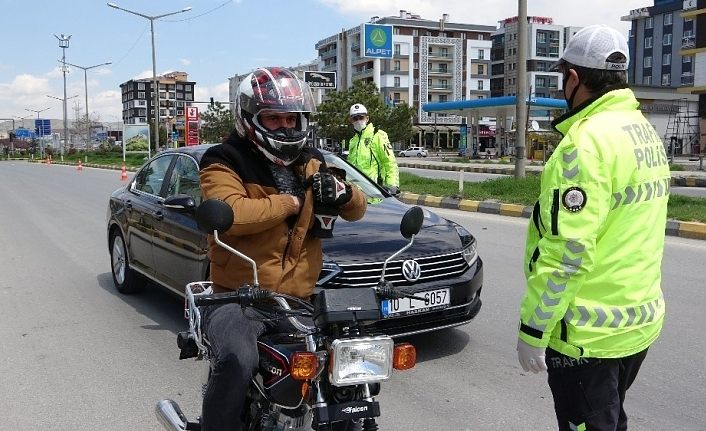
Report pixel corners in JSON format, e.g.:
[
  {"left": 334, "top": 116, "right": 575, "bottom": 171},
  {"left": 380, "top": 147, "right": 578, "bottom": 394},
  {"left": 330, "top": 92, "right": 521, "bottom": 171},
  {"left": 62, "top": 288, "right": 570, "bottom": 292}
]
[{"left": 200, "top": 303, "right": 269, "bottom": 431}]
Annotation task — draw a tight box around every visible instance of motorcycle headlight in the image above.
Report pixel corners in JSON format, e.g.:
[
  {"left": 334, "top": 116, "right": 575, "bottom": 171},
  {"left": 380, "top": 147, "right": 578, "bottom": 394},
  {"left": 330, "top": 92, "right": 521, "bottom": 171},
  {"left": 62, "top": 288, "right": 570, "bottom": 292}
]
[{"left": 329, "top": 336, "right": 393, "bottom": 386}]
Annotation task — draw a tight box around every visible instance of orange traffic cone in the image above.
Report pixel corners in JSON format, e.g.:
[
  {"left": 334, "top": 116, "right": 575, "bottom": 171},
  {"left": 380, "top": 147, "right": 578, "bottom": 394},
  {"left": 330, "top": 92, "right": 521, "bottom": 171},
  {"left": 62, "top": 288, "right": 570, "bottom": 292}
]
[
  {"left": 120, "top": 163, "right": 128, "bottom": 181},
  {"left": 77, "top": 160, "right": 83, "bottom": 171}
]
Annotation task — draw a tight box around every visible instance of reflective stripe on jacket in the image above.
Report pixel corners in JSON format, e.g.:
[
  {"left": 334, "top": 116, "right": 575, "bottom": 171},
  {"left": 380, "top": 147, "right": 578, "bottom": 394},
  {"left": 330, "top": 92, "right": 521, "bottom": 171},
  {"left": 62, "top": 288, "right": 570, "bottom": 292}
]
[
  {"left": 519, "top": 87, "right": 669, "bottom": 359},
  {"left": 348, "top": 123, "right": 399, "bottom": 187}
]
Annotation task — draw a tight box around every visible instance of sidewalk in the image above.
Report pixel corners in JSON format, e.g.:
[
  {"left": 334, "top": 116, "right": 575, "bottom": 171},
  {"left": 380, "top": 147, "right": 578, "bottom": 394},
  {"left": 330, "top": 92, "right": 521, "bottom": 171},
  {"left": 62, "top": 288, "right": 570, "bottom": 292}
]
[
  {"left": 396, "top": 158, "right": 706, "bottom": 241},
  {"left": 398, "top": 157, "right": 706, "bottom": 187}
]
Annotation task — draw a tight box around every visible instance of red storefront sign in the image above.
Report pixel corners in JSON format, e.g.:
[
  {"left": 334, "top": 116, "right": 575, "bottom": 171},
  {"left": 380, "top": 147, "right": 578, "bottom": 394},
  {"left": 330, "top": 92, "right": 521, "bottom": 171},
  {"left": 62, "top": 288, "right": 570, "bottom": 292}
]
[{"left": 185, "top": 106, "right": 199, "bottom": 146}]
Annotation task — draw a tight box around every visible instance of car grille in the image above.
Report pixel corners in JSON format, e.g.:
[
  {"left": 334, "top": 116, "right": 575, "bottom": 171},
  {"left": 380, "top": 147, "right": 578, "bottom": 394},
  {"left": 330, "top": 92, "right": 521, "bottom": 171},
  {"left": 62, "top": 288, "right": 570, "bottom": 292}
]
[{"left": 324, "top": 251, "right": 469, "bottom": 288}]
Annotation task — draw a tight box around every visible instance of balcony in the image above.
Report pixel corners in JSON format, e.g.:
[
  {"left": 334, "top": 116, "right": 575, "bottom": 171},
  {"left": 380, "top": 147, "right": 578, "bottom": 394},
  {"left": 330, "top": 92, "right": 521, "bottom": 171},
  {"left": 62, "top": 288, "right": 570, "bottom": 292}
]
[
  {"left": 428, "top": 67, "right": 453, "bottom": 75},
  {"left": 353, "top": 68, "right": 374, "bottom": 78},
  {"left": 428, "top": 85, "right": 453, "bottom": 92},
  {"left": 428, "top": 52, "right": 453, "bottom": 61},
  {"left": 320, "top": 49, "right": 336, "bottom": 60}
]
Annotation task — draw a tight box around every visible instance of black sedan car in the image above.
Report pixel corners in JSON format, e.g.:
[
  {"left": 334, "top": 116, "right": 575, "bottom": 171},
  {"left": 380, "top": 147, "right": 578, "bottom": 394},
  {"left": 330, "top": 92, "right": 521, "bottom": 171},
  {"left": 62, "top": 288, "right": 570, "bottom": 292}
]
[{"left": 107, "top": 144, "right": 483, "bottom": 337}]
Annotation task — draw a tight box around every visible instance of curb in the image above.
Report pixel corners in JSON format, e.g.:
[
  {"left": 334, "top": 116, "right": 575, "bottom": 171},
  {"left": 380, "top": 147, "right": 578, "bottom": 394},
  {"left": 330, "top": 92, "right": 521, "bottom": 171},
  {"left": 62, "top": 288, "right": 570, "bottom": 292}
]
[
  {"left": 399, "top": 192, "right": 706, "bottom": 242},
  {"left": 17, "top": 159, "right": 706, "bottom": 241},
  {"left": 397, "top": 161, "right": 706, "bottom": 188}
]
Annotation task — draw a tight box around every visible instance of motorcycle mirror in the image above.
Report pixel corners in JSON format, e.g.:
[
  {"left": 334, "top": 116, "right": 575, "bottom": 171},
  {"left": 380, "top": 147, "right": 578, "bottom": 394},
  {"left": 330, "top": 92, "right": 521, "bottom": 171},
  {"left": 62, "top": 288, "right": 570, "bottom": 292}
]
[
  {"left": 400, "top": 206, "right": 423, "bottom": 239},
  {"left": 195, "top": 199, "right": 234, "bottom": 234}
]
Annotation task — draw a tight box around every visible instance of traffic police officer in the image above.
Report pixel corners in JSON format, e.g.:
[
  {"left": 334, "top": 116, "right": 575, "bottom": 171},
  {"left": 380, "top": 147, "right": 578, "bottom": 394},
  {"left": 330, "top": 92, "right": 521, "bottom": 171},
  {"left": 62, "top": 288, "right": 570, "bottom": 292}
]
[
  {"left": 347, "top": 103, "right": 400, "bottom": 194},
  {"left": 516, "top": 25, "right": 669, "bottom": 431}
]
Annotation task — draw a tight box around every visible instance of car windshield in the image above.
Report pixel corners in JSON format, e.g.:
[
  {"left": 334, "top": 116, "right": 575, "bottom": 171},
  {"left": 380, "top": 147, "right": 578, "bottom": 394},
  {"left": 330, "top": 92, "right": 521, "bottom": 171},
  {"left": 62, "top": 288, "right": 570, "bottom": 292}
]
[{"left": 323, "top": 152, "right": 385, "bottom": 200}]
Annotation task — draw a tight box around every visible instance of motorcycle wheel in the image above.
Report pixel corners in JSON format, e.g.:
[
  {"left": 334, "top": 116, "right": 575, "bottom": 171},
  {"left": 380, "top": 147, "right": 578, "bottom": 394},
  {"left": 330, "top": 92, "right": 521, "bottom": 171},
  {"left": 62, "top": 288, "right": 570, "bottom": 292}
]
[{"left": 110, "top": 230, "right": 146, "bottom": 294}]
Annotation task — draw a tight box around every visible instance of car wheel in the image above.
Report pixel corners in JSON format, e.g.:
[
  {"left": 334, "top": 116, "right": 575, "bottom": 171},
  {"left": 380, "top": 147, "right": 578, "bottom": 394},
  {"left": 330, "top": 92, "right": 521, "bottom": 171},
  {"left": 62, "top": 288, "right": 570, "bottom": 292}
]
[
  {"left": 398, "top": 152, "right": 405, "bottom": 157},
  {"left": 110, "top": 230, "right": 146, "bottom": 294},
  {"left": 416, "top": 153, "right": 422, "bottom": 157}
]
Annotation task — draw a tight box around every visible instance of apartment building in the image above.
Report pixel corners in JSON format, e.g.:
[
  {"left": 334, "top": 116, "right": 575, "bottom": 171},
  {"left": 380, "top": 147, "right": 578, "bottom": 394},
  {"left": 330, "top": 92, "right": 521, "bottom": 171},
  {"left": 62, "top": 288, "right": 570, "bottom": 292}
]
[
  {"left": 315, "top": 11, "right": 495, "bottom": 148},
  {"left": 490, "top": 16, "right": 566, "bottom": 100},
  {"left": 623, "top": 0, "right": 704, "bottom": 155},
  {"left": 119, "top": 72, "right": 196, "bottom": 142}
]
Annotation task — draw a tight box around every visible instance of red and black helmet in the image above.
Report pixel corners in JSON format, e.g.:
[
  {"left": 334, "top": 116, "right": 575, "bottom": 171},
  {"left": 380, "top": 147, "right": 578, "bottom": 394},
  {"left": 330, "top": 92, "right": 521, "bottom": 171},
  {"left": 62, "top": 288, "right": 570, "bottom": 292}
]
[{"left": 234, "top": 67, "right": 315, "bottom": 166}]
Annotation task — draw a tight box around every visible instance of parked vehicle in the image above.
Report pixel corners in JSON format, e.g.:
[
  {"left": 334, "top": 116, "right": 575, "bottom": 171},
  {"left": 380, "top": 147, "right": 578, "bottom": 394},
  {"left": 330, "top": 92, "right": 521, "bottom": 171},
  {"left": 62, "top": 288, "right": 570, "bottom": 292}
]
[
  {"left": 156, "top": 199, "right": 423, "bottom": 431},
  {"left": 106, "top": 144, "right": 483, "bottom": 337},
  {"left": 397, "top": 147, "right": 428, "bottom": 158}
]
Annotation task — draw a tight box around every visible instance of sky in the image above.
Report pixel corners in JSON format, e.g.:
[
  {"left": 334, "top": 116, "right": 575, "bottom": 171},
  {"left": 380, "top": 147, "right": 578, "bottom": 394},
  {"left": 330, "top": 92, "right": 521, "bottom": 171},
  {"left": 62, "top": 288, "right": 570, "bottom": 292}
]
[{"left": 0, "top": 0, "right": 651, "bottom": 126}]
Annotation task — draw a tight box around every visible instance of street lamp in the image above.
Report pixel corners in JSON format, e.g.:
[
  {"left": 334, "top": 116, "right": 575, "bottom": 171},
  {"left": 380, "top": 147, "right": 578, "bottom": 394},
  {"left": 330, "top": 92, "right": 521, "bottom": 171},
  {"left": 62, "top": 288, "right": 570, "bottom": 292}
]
[
  {"left": 54, "top": 33, "right": 71, "bottom": 156},
  {"left": 61, "top": 60, "right": 112, "bottom": 120},
  {"left": 46, "top": 95, "right": 78, "bottom": 145},
  {"left": 62, "top": 60, "right": 111, "bottom": 146},
  {"left": 107, "top": 2, "right": 191, "bottom": 157}
]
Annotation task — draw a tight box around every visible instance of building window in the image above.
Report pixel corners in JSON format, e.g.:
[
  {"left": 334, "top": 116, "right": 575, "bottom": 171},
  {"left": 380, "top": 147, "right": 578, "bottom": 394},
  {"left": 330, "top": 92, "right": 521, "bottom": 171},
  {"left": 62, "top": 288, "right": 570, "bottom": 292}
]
[
  {"left": 644, "top": 37, "right": 652, "bottom": 48},
  {"left": 138, "top": 83, "right": 145, "bottom": 90},
  {"left": 394, "top": 60, "right": 401, "bottom": 71},
  {"left": 643, "top": 75, "right": 652, "bottom": 85},
  {"left": 413, "top": 29, "right": 418, "bottom": 36},
  {"left": 394, "top": 43, "right": 401, "bottom": 56},
  {"left": 441, "top": 47, "right": 448, "bottom": 57},
  {"left": 664, "top": 13, "right": 672, "bottom": 26},
  {"left": 477, "top": 80, "right": 484, "bottom": 90},
  {"left": 662, "top": 53, "right": 671, "bottom": 65},
  {"left": 537, "top": 31, "right": 547, "bottom": 44},
  {"left": 138, "top": 92, "right": 145, "bottom": 99},
  {"left": 478, "top": 34, "right": 485, "bottom": 40},
  {"left": 394, "top": 77, "right": 400, "bottom": 87},
  {"left": 646, "top": 17, "right": 653, "bottom": 29},
  {"left": 663, "top": 33, "right": 672, "bottom": 46},
  {"left": 478, "top": 49, "right": 485, "bottom": 60},
  {"left": 683, "top": 55, "right": 692, "bottom": 63},
  {"left": 394, "top": 28, "right": 400, "bottom": 35},
  {"left": 478, "top": 64, "right": 484, "bottom": 75},
  {"left": 662, "top": 73, "right": 670, "bottom": 85},
  {"left": 439, "top": 95, "right": 448, "bottom": 102},
  {"left": 394, "top": 92, "right": 400, "bottom": 102},
  {"left": 477, "top": 95, "right": 484, "bottom": 99},
  {"left": 644, "top": 56, "right": 652, "bottom": 68}
]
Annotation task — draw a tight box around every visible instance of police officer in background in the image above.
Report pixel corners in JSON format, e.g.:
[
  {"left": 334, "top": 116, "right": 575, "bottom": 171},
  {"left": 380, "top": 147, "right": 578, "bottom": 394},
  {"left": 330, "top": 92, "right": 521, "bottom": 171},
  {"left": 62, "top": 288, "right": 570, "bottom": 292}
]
[
  {"left": 346, "top": 103, "right": 400, "bottom": 194},
  {"left": 516, "top": 25, "right": 669, "bottom": 431}
]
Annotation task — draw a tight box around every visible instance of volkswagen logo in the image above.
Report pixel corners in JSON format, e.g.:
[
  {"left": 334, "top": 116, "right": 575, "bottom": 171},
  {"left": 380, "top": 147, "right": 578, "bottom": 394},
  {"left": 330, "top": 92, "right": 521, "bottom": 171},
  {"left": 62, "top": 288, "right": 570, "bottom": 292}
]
[{"left": 401, "top": 260, "right": 421, "bottom": 282}]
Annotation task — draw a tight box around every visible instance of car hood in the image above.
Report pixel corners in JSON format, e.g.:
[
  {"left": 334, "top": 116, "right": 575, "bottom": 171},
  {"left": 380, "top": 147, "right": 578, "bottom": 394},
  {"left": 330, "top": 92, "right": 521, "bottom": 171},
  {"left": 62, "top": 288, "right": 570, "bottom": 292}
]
[{"left": 322, "top": 197, "right": 464, "bottom": 263}]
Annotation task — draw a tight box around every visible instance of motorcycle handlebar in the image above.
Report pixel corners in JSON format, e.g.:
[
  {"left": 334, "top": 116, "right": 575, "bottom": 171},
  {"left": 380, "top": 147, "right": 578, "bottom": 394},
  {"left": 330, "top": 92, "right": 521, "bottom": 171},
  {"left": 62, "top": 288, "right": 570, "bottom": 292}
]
[{"left": 193, "top": 286, "right": 272, "bottom": 307}]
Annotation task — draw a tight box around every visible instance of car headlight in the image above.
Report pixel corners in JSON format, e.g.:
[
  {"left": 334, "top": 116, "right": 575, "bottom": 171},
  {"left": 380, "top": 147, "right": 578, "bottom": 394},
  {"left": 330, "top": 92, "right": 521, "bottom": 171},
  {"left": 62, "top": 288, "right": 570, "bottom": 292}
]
[
  {"left": 329, "top": 336, "right": 393, "bottom": 386},
  {"left": 462, "top": 241, "right": 478, "bottom": 267}
]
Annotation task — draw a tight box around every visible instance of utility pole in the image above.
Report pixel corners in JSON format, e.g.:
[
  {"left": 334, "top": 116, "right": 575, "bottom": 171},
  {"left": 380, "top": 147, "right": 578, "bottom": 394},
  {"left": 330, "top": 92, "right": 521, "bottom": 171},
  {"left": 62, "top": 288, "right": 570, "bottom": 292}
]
[
  {"left": 515, "top": 0, "right": 528, "bottom": 178},
  {"left": 55, "top": 34, "right": 71, "bottom": 156}
]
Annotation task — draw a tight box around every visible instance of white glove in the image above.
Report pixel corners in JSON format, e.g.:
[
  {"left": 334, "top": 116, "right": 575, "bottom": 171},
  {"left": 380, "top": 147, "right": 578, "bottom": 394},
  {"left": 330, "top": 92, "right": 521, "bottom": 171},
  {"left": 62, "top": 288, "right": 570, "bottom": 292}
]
[{"left": 517, "top": 338, "right": 548, "bottom": 374}]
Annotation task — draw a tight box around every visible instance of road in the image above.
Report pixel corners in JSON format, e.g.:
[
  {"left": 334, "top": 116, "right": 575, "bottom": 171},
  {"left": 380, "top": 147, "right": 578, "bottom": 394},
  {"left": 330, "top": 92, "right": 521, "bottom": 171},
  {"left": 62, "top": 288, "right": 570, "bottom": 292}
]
[
  {"left": 0, "top": 161, "right": 704, "bottom": 430},
  {"left": 401, "top": 165, "right": 706, "bottom": 199}
]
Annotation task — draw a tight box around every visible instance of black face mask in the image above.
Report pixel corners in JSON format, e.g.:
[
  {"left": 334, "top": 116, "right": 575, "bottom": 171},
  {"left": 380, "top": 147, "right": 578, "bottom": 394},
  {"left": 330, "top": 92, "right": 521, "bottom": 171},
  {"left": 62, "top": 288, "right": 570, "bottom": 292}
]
[{"left": 562, "top": 69, "right": 580, "bottom": 110}]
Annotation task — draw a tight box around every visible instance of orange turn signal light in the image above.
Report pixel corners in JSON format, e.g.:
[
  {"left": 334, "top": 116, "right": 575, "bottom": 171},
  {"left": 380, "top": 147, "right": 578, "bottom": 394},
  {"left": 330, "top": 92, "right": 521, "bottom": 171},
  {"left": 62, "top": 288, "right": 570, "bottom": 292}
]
[
  {"left": 393, "top": 343, "right": 416, "bottom": 370},
  {"left": 290, "top": 352, "right": 318, "bottom": 380}
]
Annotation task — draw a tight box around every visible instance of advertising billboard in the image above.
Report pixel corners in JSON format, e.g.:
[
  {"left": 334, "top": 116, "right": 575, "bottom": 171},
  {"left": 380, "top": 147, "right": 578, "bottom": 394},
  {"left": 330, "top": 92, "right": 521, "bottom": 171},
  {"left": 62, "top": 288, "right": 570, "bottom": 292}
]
[
  {"left": 362, "top": 23, "right": 394, "bottom": 58},
  {"left": 185, "top": 106, "right": 199, "bottom": 146}
]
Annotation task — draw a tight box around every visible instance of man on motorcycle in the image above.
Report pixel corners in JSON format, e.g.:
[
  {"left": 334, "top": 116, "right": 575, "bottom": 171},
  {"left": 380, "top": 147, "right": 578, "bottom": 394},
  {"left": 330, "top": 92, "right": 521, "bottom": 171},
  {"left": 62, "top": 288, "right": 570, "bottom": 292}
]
[{"left": 198, "top": 67, "right": 367, "bottom": 430}]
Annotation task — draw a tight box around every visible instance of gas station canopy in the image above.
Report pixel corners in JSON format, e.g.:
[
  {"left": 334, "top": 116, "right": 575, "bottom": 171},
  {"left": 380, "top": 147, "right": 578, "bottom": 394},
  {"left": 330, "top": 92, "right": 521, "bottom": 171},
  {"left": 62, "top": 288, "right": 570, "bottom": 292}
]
[{"left": 422, "top": 96, "right": 568, "bottom": 118}]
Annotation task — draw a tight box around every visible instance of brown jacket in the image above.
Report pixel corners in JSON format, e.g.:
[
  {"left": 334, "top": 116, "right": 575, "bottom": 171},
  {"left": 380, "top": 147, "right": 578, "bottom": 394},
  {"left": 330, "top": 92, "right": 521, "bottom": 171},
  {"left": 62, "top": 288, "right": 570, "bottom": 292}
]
[{"left": 199, "top": 135, "right": 367, "bottom": 298}]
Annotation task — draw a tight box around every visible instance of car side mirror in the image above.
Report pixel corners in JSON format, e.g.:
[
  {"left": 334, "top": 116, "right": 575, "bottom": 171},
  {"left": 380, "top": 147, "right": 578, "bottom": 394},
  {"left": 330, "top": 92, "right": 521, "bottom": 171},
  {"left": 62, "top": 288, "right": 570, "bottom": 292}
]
[
  {"left": 195, "top": 199, "right": 234, "bottom": 234},
  {"left": 400, "top": 206, "right": 424, "bottom": 239},
  {"left": 163, "top": 194, "right": 197, "bottom": 212}
]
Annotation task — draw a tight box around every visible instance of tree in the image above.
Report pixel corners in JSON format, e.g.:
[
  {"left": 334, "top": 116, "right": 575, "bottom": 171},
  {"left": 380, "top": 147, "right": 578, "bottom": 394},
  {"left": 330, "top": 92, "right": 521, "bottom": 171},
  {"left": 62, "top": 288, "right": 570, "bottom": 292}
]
[
  {"left": 314, "top": 80, "right": 415, "bottom": 148},
  {"left": 200, "top": 102, "right": 234, "bottom": 143}
]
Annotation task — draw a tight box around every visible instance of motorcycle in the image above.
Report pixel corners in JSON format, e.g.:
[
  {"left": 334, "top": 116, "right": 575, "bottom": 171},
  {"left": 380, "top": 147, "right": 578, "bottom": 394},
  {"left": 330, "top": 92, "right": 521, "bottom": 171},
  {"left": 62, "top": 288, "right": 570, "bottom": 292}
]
[{"left": 156, "top": 199, "right": 426, "bottom": 431}]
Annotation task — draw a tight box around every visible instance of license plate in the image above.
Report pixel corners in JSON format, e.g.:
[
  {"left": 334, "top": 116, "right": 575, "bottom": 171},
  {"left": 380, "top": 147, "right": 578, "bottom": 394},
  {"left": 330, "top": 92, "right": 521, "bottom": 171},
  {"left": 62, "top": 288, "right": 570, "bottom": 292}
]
[{"left": 381, "top": 288, "right": 450, "bottom": 318}]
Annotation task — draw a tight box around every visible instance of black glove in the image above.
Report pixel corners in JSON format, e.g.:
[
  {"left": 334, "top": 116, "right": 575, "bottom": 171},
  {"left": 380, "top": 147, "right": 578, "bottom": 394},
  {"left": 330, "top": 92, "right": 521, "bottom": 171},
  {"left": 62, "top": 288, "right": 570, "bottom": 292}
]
[
  {"left": 310, "top": 204, "right": 338, "bottom": 238},
  {"left": 311, "top": 170, "right": 352, "bottom": 207}
]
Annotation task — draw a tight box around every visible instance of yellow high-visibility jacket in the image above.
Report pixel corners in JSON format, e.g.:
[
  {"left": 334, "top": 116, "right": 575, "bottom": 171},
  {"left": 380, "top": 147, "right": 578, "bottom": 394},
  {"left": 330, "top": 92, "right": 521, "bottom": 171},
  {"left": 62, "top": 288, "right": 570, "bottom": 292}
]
[
  {"left": 519, "top": 87, "right": 669, "bottom": 359},
  {"left": 347, "top": 123, "right": 399, "bottom": 187}
]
